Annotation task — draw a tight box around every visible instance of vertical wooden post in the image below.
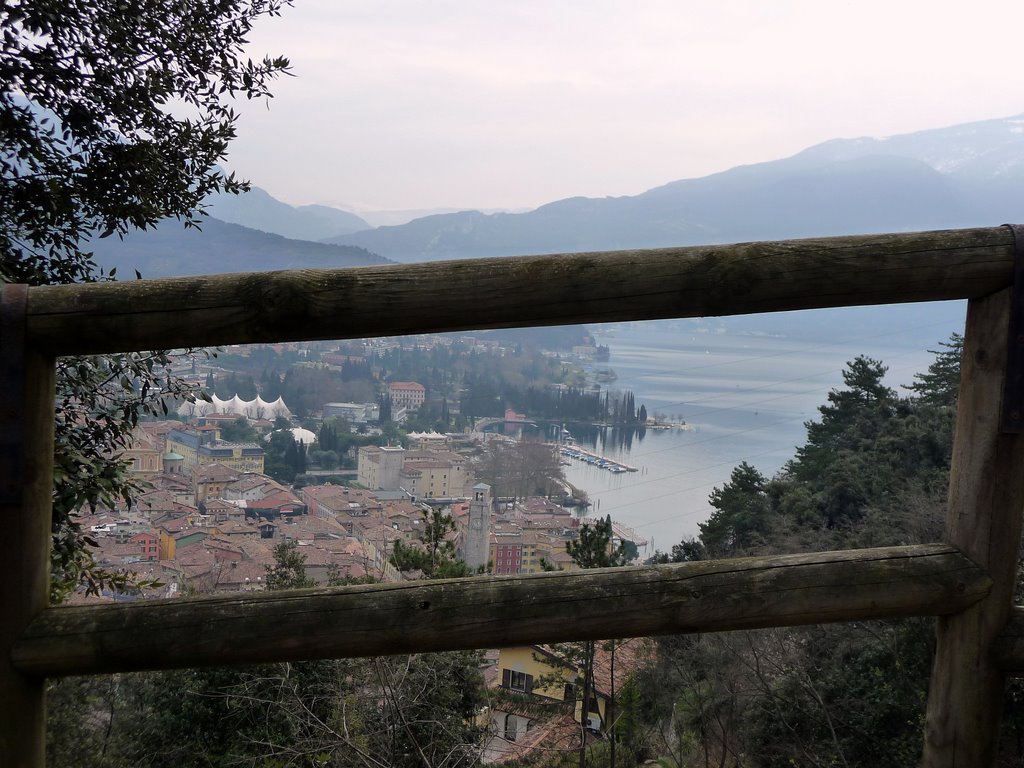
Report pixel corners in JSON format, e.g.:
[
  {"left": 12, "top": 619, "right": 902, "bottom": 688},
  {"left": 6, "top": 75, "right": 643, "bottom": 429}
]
[
  {"left": 0, "top": 285, "right": 55, "bottom": 768},
  {"left": 923, "top": 287, "right": 1024, "bottom": 766}
]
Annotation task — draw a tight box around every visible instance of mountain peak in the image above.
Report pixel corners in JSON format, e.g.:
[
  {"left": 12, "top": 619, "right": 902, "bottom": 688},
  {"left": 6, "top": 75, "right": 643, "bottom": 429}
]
[
  {"left": 205, "top": 186, "right": 371, "bottom": 240},
  {"left": 792, "top": 113, "right": 1024, "bottom": 179}
]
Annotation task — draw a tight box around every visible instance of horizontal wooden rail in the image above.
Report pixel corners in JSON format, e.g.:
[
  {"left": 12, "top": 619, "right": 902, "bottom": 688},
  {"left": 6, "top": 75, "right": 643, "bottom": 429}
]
[
  {"left": 27, "top": 226, "right": 1014, "bottom": 355},
  {"left": 14, "top": 543, "right": 988, "bottom": 677}
]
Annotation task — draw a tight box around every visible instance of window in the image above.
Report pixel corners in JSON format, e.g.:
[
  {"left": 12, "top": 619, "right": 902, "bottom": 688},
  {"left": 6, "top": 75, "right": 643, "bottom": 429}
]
[
  {"left": 501, "top": 668, "right": 534, "bottom": 692},
  {"left": 504, "top": 715, "right": 522, "bottom": 742}
]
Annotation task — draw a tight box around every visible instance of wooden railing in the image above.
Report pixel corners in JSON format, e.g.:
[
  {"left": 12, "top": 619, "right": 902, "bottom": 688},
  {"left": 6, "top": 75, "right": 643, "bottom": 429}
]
[{"left": 3, "top": 225, "right": 1024, "bottom": 767}]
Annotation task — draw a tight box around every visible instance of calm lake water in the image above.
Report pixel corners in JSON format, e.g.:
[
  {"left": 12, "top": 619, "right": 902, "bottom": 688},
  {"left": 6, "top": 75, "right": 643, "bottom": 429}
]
[{"left": 564, "top": 304, "right": 966, "bottom": 555}]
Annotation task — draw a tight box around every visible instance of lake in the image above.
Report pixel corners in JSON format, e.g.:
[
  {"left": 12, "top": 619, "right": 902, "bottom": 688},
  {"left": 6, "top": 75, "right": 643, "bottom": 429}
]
[{"left": 563, "top": 302, "right": 967, "bottom": 555}]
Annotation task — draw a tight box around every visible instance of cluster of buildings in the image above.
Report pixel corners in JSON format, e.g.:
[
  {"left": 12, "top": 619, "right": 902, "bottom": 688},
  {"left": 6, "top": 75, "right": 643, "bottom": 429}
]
[
  {"left": 83, "top": 422, "right": 608, "bottom": 600},
  {"left": 79, "top": 407, "right": 647, "bottom": 764},
  {"left": 356, "top": 436, "right": 613, "bottom": 574},
  {"left": 356, "top": 440, "right": 469, "bottom": 501},
  {"left": 124, "top": 417, "right": 268, "bottom": 478},
  {"left": 104, "top": 383, "right": 645, "bottom": 595}
]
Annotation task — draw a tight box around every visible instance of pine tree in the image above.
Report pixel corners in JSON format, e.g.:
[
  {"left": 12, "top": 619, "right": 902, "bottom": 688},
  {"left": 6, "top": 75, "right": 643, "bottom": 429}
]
[
  {"left": 699, "top": 462, "right": 770, "bottom": 556},
  {"left": 905, "top": 333, "right": 963, "bottom": 408}
]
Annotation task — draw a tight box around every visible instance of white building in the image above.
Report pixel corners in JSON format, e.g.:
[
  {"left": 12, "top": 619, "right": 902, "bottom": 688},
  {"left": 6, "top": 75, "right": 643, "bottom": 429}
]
[
  {"left": 357, "top": 445, "right": 407, "bottom": 490},
  {"left": 387, "top": 381, "right": 425, "bottom": 411}
]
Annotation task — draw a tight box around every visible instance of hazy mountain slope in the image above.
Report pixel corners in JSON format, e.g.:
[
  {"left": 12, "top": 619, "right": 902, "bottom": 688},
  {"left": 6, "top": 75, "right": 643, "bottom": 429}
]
[
  {"left": 322, "top": 114, "right": 1024, "bottom": 262},
  {"left": 90, "top": 216, "right": 391, "bottom": 278},
  {"left": 205, "top": 186, "right": 370, "bottom": 240},
  {"left": 790, "top": 115, "right": 1024, "bottom": 180}
]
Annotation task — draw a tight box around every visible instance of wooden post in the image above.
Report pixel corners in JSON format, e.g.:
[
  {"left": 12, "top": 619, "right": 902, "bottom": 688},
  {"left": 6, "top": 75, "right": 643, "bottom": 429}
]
[
  {"left": 923, "top": 287, "right": 1024, "bottom": 766},
  {"left": 0, "top": 285, "right": 55, "bottom": 768}
]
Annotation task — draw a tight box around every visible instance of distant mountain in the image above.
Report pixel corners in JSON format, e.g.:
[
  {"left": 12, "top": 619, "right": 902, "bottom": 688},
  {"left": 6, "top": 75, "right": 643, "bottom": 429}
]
[
  {"left": 90, "top": 216, "right": 391, "bottom": 278},
  {"left": 357, "top": 206, "right": 532, "bottom": 228},
  {"left": 789, "top": 116, "right": 1024, "bottom": 180},
  {"left": 205, "top": 186, "right": 370, "bottom": 240},
  {"left": 322, "top": 114, "right": 1024, "bottom": 262}
]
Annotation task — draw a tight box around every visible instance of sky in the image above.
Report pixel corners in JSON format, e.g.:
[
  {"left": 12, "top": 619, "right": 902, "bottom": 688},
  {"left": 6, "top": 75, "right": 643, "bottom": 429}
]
[{"left": 226, "top": 1, "right": 1024, "bottom": 215}]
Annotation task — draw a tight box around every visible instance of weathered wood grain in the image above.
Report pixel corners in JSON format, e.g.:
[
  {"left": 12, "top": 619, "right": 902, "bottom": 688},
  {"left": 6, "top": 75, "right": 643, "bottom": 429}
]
[
  {"left": 922, "top": 288, "right": 1024, "bottom": 767},
  {"left": 14, "top": 544, "right": 988, "bottom": 678},
  {"left": 995, "top": 607, "right": 1024, "bottom": 673},
  {"left": 25, "top": 226, "right": 1014, "bottom": 355},
  {"left": 0, "top": 345, "right": 55, "bottom": 768}
]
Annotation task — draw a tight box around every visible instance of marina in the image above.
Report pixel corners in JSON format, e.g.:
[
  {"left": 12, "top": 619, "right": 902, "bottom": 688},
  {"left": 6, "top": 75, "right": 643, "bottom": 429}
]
[{"left": 558, "top": 444, "right": 639, "bottom": 473}]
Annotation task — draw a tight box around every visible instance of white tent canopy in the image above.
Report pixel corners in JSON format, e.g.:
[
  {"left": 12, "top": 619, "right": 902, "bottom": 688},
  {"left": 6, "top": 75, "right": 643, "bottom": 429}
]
[
  {"left": 270, "top": 427, "right": 317, "bottom": 446},
  {"left": 177, "top": 394, "right": 293, "bottom": 420}
]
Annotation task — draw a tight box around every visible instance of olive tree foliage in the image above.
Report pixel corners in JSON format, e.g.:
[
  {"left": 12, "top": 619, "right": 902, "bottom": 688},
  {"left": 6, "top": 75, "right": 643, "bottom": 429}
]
[
  {"left": 1, "top": 0, "right": 293, "bottom": 283},
  {"left": 50, "top": 353, "right": 199, "bottom": 600},
  {"left": 1, "top": 0, "right": 293, "bottom": 599}
]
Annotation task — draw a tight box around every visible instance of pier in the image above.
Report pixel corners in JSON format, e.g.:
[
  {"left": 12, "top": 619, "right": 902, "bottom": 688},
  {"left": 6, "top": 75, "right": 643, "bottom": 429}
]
[{"left": 558, "top": 444, "right": 638, "bottom": 473}]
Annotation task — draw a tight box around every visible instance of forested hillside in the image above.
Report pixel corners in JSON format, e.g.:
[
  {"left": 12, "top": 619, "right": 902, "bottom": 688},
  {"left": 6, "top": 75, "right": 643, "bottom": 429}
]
[{"left": 635, "top": 336, "right": 1000, "bottom": 768}]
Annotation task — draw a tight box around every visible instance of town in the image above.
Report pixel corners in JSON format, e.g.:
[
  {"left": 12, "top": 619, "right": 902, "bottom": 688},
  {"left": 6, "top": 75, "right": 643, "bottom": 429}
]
[
  {"left": 78, "top": 331, "right": 649, "bottom": 596},
  {"left": 71, "top": 333, "right": 652, "bottom": 764}
]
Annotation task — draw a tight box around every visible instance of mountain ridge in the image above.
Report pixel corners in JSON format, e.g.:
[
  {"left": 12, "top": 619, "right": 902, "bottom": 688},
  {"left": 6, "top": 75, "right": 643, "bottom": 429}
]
[
  {"left": 90, "top": 215, "right": 392, "bottom": 278},
  {"left": 204, "top": 185, "right": 371, "bottom": 241},
  {"left": 319, "top": 114, "right": 1024, "bottom": 262}
]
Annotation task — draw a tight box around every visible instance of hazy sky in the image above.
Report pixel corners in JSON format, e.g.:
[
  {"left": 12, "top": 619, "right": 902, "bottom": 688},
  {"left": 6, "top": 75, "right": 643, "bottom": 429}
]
[{"left": 226, "top": 1, "right": 1024, "bottom": 214}]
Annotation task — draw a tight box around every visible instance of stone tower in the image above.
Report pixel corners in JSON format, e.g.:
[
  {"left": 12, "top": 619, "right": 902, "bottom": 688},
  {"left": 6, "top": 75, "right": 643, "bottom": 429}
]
[{"left": 464, "top": 483, "right": 492, "bottom": 571}]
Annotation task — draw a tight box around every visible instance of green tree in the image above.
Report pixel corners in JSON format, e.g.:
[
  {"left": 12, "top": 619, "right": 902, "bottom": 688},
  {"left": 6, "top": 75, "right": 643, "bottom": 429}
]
[
  {"left": 566, "top": 516, "right": 627, "bottom": 767},
  {"left": 649, "top": 537, "right": 705, "bottom": 564},
  {"left": 391, "top": 509, "right": 470, "bottom": 579},
  {"left": 219, "top": 416, "right": 258, "bottom": 443},
  {"left": 265, "top": 539, "right": 315, "bottom": 590},
  {"left": 264, "top": 429, "right": 307, "bottom": 483},
  {"left": 390, "top": 538, "right": 432, "bottom": 575},
  {"left": 422, "top": 507, "right": 458, "bottom": 574},
  {"left": 698, "top": 462, "right": 770, "bottom": 557},
  {"left": 792, "top": 356, "right": 896, "bottom": 484},
  {"left": 905, "top": 332, "right": 963, "bottom": 408},
  {"left": 568, "top": 514, "right": 626, "bottom": 569},
  {"left": 782, "top": 356, "right": 902, "bottom": 530},
  {"left": 2, "top": 0, "right": 293, "bottom": 598}
]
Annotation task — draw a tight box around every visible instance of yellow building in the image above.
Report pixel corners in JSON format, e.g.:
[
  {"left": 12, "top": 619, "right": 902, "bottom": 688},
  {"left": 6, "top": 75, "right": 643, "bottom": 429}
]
[
  {"left": 193, "top": 463, "right": 241, "bottom": 503},
  {"left": 358, "top": 445, "right": 468, "bottom": 498},
  {"left": 124, "top": 427, "right": 162, "bottom": 476},
  {"left": 489, "top": 639, "right": 648, "bottom": 743},
  {"left": 167, "top": 428, "right": 264, "bottom": 474},
  {"left": 196, "top": 442, "right": 264, "bottom": 474}
]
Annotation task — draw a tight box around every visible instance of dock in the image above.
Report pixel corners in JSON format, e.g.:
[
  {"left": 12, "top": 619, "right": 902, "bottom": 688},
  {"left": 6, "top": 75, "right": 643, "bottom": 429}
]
[{"left": 558, "top": 445, "right": 638, "bottom": 473}]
